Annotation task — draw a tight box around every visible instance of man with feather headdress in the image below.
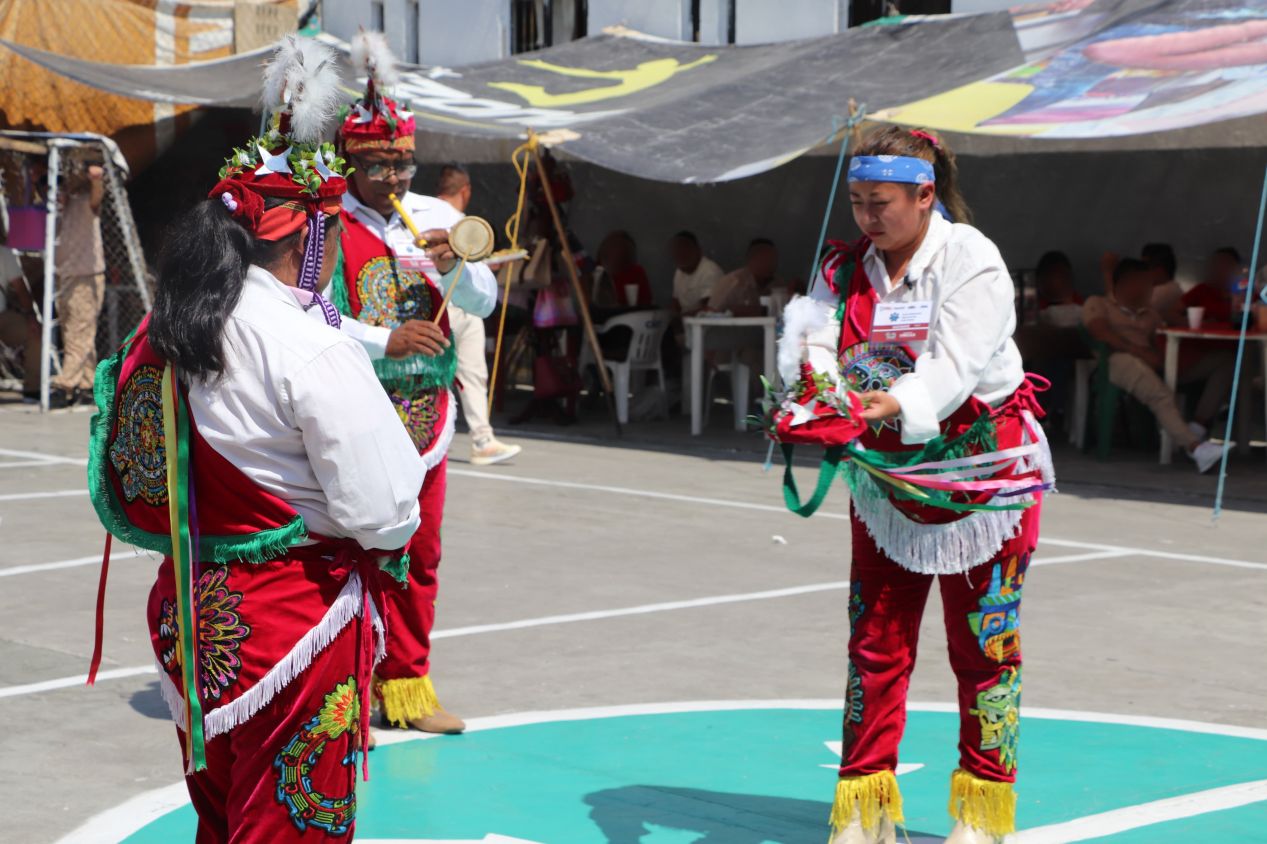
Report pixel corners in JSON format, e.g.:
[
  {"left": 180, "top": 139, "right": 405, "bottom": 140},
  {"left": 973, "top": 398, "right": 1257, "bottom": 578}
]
[{"left": 328, "top": 31, "right": 498, "bottom": 736}]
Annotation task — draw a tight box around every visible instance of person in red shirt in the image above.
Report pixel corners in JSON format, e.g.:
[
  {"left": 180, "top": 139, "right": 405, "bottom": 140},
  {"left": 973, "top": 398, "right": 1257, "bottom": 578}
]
[
  {"left": 593, "top": 230, "right": 653, "bottom": 307},
  {"left": 1178, "top": 247, "right": 1241, "bottom": 325}
]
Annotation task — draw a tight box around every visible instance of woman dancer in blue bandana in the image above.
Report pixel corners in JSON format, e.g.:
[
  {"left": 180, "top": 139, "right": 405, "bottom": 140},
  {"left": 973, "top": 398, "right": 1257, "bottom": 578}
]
[{"left": 804, "top": 128, "right": 1053, "bottom": 844}]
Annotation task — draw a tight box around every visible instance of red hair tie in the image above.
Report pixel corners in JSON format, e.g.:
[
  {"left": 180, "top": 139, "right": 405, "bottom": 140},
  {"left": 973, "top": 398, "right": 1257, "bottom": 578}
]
[{"left": 910, "top": 129, "right": 940, "bottom": 147}]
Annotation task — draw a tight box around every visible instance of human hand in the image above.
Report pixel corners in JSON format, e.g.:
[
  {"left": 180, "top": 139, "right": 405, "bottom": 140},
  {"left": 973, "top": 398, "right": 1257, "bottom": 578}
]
[
  {"left": 87, "top": 165, "right": 104, "bottom": 180},
  {"left": 858, "top": 390, "right": 901, "bottom": 421},
  {"left": 420, "top": 228, "right": 457, "bottom": 273},
  {"left": 386, "top": 319, "right": 450, "bottom": 358}
]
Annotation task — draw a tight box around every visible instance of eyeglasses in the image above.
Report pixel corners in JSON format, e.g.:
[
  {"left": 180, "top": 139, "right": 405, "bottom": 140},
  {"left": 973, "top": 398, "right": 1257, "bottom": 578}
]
[{"left": 353, "top": 158, "right": 418, "bottom": 182}]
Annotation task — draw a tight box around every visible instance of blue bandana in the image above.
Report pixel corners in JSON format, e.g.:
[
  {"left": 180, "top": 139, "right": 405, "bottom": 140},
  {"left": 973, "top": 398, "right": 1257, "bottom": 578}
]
[{"left": 847, "top": 155, "right": 935, "bottom": 185}]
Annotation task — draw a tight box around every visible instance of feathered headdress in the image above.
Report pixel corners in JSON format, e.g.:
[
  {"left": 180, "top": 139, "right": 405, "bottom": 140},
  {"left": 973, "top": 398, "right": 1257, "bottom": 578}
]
[
  {"left": 340, "top": 30, "right": 415, "bottom": 153},
  {"left": 206, "top": 36, "right": 349, "bottom": 325}
]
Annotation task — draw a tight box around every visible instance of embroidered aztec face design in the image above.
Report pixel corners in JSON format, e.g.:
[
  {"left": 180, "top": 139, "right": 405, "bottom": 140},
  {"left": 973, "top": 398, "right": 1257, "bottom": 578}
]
[
  {"left": 275, "top": 676, "right": 360, "bottom": 835},
  {"left": 972, "top": 666, "right": 1021, "bottom": 773},
  {"left": 154, "top": 567, "right": 250, "bottom": 701},
  {"left": 848, "top": 581, "right": 865, "bottom": 632},
  {"left": 845, "top": 662, "right": 864, "bottom": 728},
  {"left": 839, "top": 342, "right": 914, "bottom": 433},
  {"left": 355, "top": 255, "right": 435, "bottom": 328},
  {"left": 388, "top": 381, "right": 443, "bottom": 453},
  {"left": 110, "top": 365, "right": 168, "bottom": 506},
  {"left": 967, "top": 553, "right": 1027, "bottom": 663}
]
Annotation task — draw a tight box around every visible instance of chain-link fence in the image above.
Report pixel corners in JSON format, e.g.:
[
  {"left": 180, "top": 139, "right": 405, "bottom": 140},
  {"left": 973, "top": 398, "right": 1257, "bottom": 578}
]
[{"left": 0, "top": 132, "right": 152, "bottom": 409}]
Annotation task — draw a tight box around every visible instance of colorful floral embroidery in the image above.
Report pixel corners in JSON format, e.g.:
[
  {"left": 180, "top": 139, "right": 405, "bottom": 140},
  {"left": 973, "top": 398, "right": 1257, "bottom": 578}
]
[
  {"left": 839, "top": 342, "right": 914, "bottom": 433},
  {"left": 848, "top": 581, "right": 864, "bottom": 631},
  {"left": 153, "top": 567, "right": 250, "bottom": 701},
  {"left": 355, "top": 257, "right": 434, "bottom": 328},
  {"left": 109, "top": 364, "right": 168, "bottom": 506},
  {"left": 972, "top": 666, "right": 1021, "bottom": 773},
  {"left": 967, "top": 553, "right": 1027, "bottom": 662},
  {"left": 388, "top": 382, "right": 443, "bottom": 453},
  {"left": 274, "top": 676, "right": 360, "bottom": 835}
]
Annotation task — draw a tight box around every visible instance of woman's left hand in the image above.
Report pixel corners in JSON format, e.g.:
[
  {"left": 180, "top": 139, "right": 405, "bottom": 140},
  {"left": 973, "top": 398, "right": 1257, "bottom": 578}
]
[{"left": 858, "top": 390, "right": 901, "bottom": 422}]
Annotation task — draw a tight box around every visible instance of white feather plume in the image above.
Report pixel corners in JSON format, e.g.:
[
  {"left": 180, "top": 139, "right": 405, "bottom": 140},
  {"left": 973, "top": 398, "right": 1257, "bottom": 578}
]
[
  {"left": 777, "top": 296, "right": 838, "bottom": 385},
  {"left": 351, "top": 30, "right": 399, "bottom": 90},
  {"left": 261, "top": 36, "right": 342, "bottom": 144}
]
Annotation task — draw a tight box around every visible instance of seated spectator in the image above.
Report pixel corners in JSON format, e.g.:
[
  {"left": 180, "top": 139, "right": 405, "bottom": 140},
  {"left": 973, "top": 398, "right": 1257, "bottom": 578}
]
[
  {"left": 0, "top": 246, "right": 39, "bottom": 397},
  {"left": 1178, "top": 247, "right": 1241, "bottom": 324},
  {"left": 1143, "top": 242, "right": 1185, "bottom": 322},
  {"left": 670, "top": 231, "right": 722, "bottom": 316},
  {"left": 1082, "top": 259, "right": 1223, "bottom": 473},
  {"left": 592, "top": 230, "right": 653, "bottom": 308},
  {"left": 1036, "top": 250, "right": 1083, "bottom": 328},
  {"left": 708, "top": 237, "right": 783, "bottom": 316}
]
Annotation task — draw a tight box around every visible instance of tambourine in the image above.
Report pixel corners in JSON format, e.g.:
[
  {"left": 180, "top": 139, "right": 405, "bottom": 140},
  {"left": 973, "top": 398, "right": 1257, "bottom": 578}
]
[{"left": 448, "top": 216, "right": 496, "bottom": 262}]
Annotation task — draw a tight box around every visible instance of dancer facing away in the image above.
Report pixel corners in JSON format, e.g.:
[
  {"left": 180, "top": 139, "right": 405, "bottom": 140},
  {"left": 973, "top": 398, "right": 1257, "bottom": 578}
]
[
  {"left": 809, "top": 127, "right": 1052, "bottom": 844},
  {"left": 87, "top": 38, "right": 425, "bottom": 840},
  {"left": 329, "top": 32, "right": 498, "bottom": 735}
]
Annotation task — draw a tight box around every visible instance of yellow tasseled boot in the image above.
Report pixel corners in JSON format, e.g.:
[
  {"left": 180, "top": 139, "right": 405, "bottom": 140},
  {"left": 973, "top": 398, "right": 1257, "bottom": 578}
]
[
  {"left": 946, "top": 769, "right": 1016, "bottom": 844},
  {"left": 375, "top": 674, "right": 466, "bottom": 734},
  {"left": 828, "top": 771, "right": 902, "bottom": 844}
]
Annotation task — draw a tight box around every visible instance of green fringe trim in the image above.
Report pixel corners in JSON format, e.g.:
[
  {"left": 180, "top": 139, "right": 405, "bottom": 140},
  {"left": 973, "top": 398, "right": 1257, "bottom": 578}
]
[
  {"left": 87, "top": 334, "right": 310, "bottom": 563},
  {"left": 329, "top": 243, "right": 459, "bottom": 389},
  {"left": 383, "top": 552, "right": 410, "bottom": 585}
]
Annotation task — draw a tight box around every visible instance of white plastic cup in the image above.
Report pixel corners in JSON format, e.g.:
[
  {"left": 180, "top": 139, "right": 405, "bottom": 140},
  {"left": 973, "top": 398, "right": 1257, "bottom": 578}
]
[
  {"left": 1187, "top": 306, "right": 1205, "bottom": 330},
  {"left": 625, "top": 284, "right": 639, "bottom": 307}
]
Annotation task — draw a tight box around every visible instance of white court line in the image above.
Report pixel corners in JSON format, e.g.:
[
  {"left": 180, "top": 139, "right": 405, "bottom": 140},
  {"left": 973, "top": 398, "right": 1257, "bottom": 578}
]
[
  {"left": 0, "top": 460, "right": 66, "bottom": 469},
  {"left": 0, "top": 547, "right": 148, "bottom": 577},
  {"left": 0, "top": 665, "right": 156, "bottom": 699},
  {"left": 0, "top": 488, "right": 87, "bottom": 502},
  {"left": 3, "top": 472, "right": 1264, "bottom": 570},
  {"left": 61, "top": 699, "right": 1267, "bottom": 844},
  {"left": 0, "top": 447, "right": 88, "bottom": 466},
  {"left": 1014, "top": 779, "right": 1267, "bottom": 843}
]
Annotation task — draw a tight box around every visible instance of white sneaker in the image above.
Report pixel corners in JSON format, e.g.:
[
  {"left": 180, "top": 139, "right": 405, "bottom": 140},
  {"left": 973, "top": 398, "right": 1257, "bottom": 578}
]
[
  {"left": 830, "top": 810, "right": 896, "bottom": 844},
  {"left": 945, "top": 821, "right": 1005, "bottom": 844},
  {"left": 470, "top": 437, "right": 522, "bottom": 466},
  {"left": 1188, "top": 421, "right": 1208, "bottom": 441},
  {"left": 1190, "top": 440, "right": 1223, "bottom": 474}
]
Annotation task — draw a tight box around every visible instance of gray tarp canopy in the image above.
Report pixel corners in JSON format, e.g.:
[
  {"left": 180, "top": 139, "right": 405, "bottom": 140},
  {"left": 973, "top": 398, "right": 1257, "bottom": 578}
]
[{"left": 3, "top": 0, "right": 1266, "bottom": 182}]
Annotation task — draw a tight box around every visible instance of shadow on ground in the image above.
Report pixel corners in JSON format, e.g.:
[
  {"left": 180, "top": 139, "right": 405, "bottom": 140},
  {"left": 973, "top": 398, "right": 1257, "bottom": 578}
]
[
  {"left": 585, "top": 785, "right": 940, "bottom": 844},
  {"left": 130, "top": 680, "right": 171, "bottom": 721}
]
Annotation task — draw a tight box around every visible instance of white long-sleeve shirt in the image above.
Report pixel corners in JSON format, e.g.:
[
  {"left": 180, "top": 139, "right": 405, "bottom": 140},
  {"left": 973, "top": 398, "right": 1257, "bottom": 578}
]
[
  {"left": 811, "top": 212, "right": 1024, "bottom": 444},
  {"left": 340, "top": 190, "right": 498, "bottom": 320},
  {"left": 187, "top": 266, "right": 424, "bottom": 551}
]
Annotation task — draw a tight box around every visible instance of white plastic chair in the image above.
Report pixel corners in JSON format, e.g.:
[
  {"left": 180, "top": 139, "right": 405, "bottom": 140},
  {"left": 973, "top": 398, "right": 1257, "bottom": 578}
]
[
  {"left": 584, "top": 309, "right": 672, "bottom": 424},
  {"left": 704, "top": 354, "right": 751, "bottom": 431}
]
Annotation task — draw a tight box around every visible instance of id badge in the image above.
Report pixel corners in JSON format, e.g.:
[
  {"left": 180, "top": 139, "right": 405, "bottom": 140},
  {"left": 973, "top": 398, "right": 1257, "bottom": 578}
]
[
  {"left": 870, "top": 300, "right": 932, "bottom": 343},
  {"left": 388, "top": 227, "right": 436, "bottom": 275}
]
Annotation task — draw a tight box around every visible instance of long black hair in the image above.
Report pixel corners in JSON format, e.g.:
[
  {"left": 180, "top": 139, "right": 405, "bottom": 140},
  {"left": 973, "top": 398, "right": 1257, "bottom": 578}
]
[{"left": 148, "top": 196, "right": 333, "bottom": 381}]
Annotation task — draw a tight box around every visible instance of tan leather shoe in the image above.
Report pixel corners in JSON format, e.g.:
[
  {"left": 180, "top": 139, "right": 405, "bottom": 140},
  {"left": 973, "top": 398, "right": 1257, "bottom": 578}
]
[
  {"left": 406, "top": 708, "right": 466, "bottom": 734},
  {"left": 830, "top": 810, "right": 896, "bottom": 844}
]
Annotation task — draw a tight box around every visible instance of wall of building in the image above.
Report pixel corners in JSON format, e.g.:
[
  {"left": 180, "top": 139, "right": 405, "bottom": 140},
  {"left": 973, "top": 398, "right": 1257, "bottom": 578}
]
[
  {"left": 735, "top": 0, "right": 846, "bottom": 44},
  {"left": 321, "top": 0, "right": 509, "bottom": 67},
  {"left": 587, "top": 0, "right": 692, "bottom": 40}
]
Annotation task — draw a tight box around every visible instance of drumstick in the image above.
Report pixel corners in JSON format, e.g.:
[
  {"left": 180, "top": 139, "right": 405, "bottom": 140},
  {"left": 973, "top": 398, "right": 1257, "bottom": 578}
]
[
  {"left": 432, "top": 257, "right": 468, "bottom": 324},
  {"left": 388, "top": 193, "right": 427, "bottom": 248}
]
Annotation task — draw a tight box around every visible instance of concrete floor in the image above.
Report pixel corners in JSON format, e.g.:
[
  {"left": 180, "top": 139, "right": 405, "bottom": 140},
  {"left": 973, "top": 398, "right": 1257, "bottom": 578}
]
[{"left": 0, "top": 402, "right": 1265, "bottom": 843}]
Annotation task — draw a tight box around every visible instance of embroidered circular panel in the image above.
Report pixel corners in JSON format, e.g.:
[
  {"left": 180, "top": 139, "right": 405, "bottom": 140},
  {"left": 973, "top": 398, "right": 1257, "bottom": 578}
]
[
  {"left": 355, "top": 257, "right": 436, "bottom": 328},
  {"left": 109, "top": 364, "right": 168, "bottom": 506},
  {"left": 387, "top": 383, "right": 448, "bottom": 454}
]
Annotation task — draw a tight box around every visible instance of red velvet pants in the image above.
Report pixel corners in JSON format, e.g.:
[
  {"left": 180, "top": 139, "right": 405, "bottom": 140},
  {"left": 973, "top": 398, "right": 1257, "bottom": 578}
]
[
  {"left": 841, "top": 501, "right": 1039, "bottom": 784},
  {"left": 149, "top": 556, "right": 371, "bottom": 843},
  {"left": 374, "top": 457, "right": 446, "bottom": 685}
]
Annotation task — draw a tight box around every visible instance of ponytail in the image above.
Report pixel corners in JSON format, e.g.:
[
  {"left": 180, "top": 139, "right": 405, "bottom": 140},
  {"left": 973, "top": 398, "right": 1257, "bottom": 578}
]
[
  {"left": 853, "top": 126, "right": 972, "bottom": 224},
  {"left": 149, "top": 199, "right": 252, "bottom": 381}
]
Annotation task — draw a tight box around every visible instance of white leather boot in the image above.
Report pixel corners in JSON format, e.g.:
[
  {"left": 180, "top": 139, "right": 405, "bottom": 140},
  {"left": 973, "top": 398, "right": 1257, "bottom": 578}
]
[
  {"left": 829, "top": 808, "right": 897, "bottom": 844},
  {"left": 944, "top": 820, "right": 1005, "bottom": 844}
]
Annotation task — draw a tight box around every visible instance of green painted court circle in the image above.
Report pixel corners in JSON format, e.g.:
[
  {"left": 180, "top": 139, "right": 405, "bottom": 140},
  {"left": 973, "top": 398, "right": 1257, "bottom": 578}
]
[{"left": 113, "top": 702, "right": 1267, "bottom": 843}]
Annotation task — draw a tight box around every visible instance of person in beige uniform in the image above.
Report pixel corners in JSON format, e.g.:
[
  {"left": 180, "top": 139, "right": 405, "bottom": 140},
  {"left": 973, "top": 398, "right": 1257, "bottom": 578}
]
[
  {"left": 436, "top": 163, "right": 522, "bottom": 466},
  {"left": 50, "top": 160, "right": 106, "bottom": 407},
  {"left": 1082, "top": 258, "right": 1223, "bottom": 473}
]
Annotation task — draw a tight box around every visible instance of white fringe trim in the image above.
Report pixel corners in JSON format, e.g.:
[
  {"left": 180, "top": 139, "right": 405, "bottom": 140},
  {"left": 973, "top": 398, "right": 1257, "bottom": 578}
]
[
  {"left": 157, "top": 663, "right": 187, "bottom": 733},
  {"left": 201, "top": 572, "right": 367, "bottom": 741},
  {"left": 419, "top": 388, "right": 457, "bottom": 471},
  {"left": 849, "top": 412, "right": 1054, "bottom": 575}
]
